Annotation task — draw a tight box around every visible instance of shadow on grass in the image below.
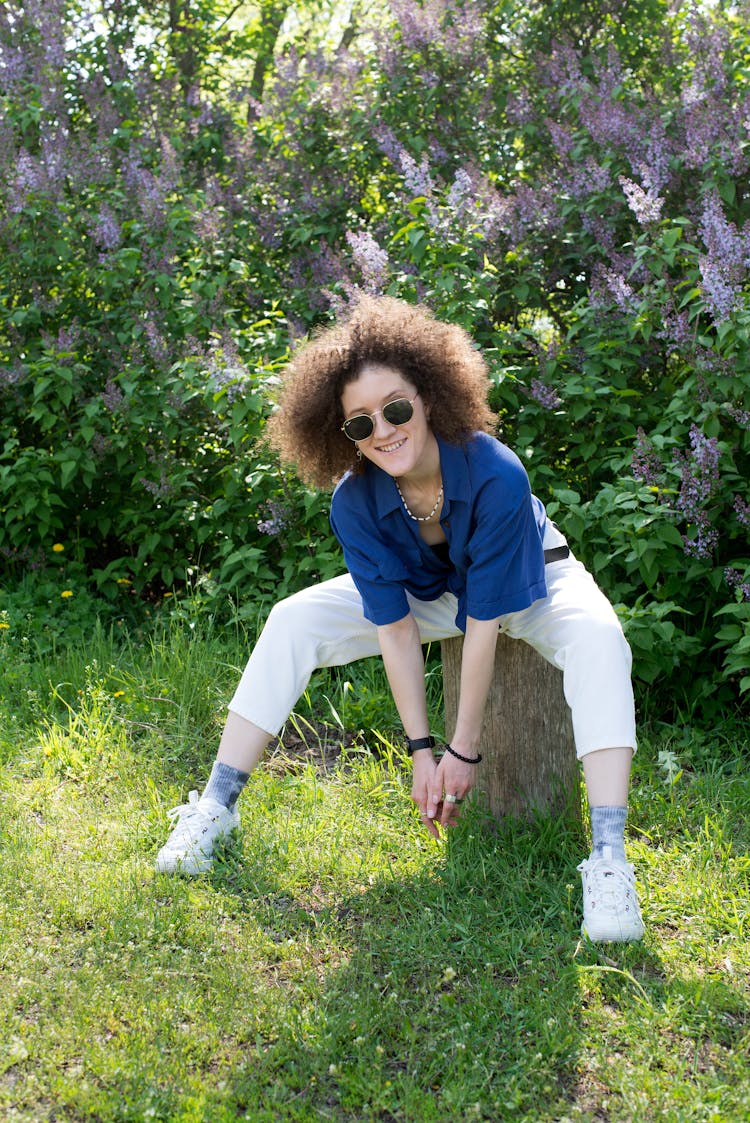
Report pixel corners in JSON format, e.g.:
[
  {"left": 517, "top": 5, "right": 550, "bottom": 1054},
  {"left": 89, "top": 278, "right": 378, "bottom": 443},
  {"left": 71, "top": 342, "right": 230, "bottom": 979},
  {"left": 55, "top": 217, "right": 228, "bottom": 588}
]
[{"left": 197, "top": 804, "right": 670, "bottom": 1122}]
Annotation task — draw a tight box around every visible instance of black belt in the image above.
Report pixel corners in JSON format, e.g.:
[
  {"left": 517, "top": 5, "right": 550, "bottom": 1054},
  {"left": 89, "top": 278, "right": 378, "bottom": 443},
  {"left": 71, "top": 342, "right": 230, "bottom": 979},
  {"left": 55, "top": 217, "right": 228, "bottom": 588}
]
[{"left": 544, "top": 545, "right": 570, "bottom": 564}]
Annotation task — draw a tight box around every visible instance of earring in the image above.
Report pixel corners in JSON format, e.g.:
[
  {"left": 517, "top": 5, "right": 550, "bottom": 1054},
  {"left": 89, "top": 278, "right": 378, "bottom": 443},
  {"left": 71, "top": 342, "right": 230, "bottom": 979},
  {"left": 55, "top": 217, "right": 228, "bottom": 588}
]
[{"left": 356, "top": 447, "right": 363, "bottom": 460}]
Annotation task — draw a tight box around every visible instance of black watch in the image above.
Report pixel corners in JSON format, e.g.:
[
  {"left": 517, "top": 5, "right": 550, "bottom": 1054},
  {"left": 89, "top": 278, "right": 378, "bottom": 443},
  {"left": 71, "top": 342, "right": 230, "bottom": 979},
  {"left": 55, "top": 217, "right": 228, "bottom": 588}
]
[{"left": 405, "top": 735, "right": 436, "bottom": 755}]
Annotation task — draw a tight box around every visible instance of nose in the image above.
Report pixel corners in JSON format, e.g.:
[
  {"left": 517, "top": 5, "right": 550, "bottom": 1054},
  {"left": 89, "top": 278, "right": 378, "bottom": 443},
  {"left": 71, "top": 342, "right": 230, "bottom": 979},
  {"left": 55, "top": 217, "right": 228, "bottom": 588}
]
[{"left": 371, "top": 407, "right": 397, "bottom": 439}]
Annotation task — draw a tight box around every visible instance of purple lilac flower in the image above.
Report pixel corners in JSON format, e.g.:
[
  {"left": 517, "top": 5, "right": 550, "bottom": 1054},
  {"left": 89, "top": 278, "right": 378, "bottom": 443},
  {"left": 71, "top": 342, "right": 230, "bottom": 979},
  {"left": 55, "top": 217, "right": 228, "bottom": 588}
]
[
  {"left": 581, "top": 214, "right": 617, "bottom": 252},
  {"left": 675, "top": 425, "right": 721, "bottom": 513},
  {"left": 399, "top": 150, "right": 434, "bottom": 198},
  {"left": 389, "top": 0, "right": 445, "bottom": 52},
  {"left": 699, "top": 259, "right": 741, "bottom": 324},
  {"left": 547, "top": 119, "right": 576, "bottom": 159},
  {"left": 257, "top": 500, "right": 290, "bottom": 537},
  {"left": 734, "top": 495, "right": 750, "bottom": 528},
  {"left": 693, "top": 347, "right": 732, "bottom": 379},
  {"left": 657, "top": 309, "right": 694, "bottom": 350},
  {"left": 727, "top": 405, "right": 750, "bottom": 429},
  {"left": 566, "top": 158, "right": 611, "bottom": 201},
  {"left": 589, "top": 265, "right": 640, "bottom": 315},
  {"left": 9, "top": 151, "right": 43, "bottom": 211},
  {"left": 506, "top": 89, "right": 535, "bottom": 127},
  {"left": 0, "top": 44, "right": 26, "bottom": 90},
  {"left": 323, "top": 288, "right": 350, "bottom": 318},
  {"left": 529, "top": 379, "right": 562, "bottom": 411},
  {"left": 643, "top": 123, "right": 673, "bottom": 194},
  {"left": 631, "top": 428, "right": 664, "bottom": 487},
  {"left": 372, "top": 124, "right": 402, "bottom": 164},
  {"left": 205, "top": 334, "right": 248, "bottom": 402},
  {"left": 724, "top": 568, "right": 750, "bottom": 601},
  {"left": 580, "top": 88, "right": 638, "bottom": 152},
  {"left": 673, "top": 425, "right": 721, "bottom": 559},
  {"left": 54, "top": 324, "right": 80, "bottom": 352},
  {"left": 346, "top": 230, "right": 389, "bottom": 294},
  {"left": 317, "top": 55, "right": 364, "bottom": 115},
  {"left": 431, "top": 131, "right": 451, "bottom": 164},
  {"left": 677, "top": 12, "right": 749, "bottom": 174},
  {"left": 619, "top": 175, "right": 664, "bottom": 225},
  {"left": 700, "top": 191, "right": 749, "bottom": 264},
  {"left": 542, "top": 40, "right": 583, "bottom": 99},
  {"left": 683, "top": 524, "right": 719, "bottom": 560},
  {"left": 101, "top": 379, "right": 125, "bottom": 412},
  {"left": 194, "top": 206, "right": 222, "bottom": 243},
  {"left": 40, "top": 132, "right": 67, "bottom": 189},
  {"left": 474, "top": 187, "right": 511, "bottom": 242},
  {"left": 0, "top": 362, "right": 26, "bottom": 387},
  {"left": 94, "top": 205, "right": 121, "bottom": 252},
  {"left": 507, "top": 183, "right": 561, "bottom": 242},
  {"left": 435, "top": 165, "right": 509, "bottom": 243},
  {"left": 91, "top": 433, "right": 110, "bottom": 458},
  {"left": 446, "top": 168, "right": 473, "bottom": 213},
  {"left": 288, "top": 241, "right": 348, "bottom": 313},
  {"left": 696, "top": 188, "right": 750, "bottom": 314},
  {"left": 145, "top": 317, "right": 169, "bottom": 364},
  {"left": 427, "top": 167, "right": 472, "bottom": 236},
  {"left": 141, "top": 472, "right": 171, "bottom": 499}
]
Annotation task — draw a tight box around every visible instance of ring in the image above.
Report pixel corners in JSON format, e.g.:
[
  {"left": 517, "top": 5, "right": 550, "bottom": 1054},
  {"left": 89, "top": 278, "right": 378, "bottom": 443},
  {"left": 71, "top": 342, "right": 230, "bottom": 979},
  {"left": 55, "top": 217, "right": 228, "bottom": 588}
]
[{"left": 445, "top": 794, "right": 459, "bottom": 804}]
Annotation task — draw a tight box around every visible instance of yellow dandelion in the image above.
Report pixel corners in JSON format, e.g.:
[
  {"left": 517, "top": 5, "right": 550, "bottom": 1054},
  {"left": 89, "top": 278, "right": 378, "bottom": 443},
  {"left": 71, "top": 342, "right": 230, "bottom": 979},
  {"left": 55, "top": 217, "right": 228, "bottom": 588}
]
[
  {"left": 113, "top": 690, "right": 125, "bottom": 698},
  {"left": 52, "top": 543, "right": 65, "bottom": 553},
  {"left": 0, "top": 622, "right": 9, "bottom": 630},
  {"left": 61, "top": 590, "right": 73, "bottom": 598},
  {"left": 116, "top": 578, "right": 132, "bottom": 586}
]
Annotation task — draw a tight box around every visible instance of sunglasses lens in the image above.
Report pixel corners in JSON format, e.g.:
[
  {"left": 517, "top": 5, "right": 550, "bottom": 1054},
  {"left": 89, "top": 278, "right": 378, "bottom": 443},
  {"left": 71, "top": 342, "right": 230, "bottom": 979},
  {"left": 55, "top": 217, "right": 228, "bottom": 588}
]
[
  {"left": 382, "top": 398, "right": 415, "bottom": 425},
  {"left": 343, "top": 415, "right": 374, "bottom": 441},
  {"left": 342, "top": 397, "right": 416, "bottom": 441}
]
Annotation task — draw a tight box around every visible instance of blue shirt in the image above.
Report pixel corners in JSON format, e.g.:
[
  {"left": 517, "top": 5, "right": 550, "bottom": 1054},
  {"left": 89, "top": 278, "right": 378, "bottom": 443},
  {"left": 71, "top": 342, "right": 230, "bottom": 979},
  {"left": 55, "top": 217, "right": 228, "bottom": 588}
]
[{"left": 330, "top": 432, "right": 549, "bottom": 631}]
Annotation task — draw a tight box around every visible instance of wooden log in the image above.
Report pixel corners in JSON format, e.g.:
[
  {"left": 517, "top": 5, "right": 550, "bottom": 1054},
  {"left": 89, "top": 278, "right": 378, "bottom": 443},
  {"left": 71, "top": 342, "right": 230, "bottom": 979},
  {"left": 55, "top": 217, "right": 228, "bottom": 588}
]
[{"left": 441, "top": 633, "right": 580, "bottom": 821}]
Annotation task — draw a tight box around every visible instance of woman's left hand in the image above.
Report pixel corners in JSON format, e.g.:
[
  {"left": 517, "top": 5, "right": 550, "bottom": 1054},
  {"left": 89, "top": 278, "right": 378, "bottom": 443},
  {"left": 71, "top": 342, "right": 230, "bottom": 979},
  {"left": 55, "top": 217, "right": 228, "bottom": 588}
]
[{"left": 427, "top": 752, "right": 476, "bottom": 832}]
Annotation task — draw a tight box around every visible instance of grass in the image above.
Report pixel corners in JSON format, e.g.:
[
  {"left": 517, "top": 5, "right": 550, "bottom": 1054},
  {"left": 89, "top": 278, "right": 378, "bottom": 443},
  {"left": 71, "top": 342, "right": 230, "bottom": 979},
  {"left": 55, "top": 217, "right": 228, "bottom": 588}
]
[{"left": 0, "top": 613, "right": 749, "bottom": 1122}]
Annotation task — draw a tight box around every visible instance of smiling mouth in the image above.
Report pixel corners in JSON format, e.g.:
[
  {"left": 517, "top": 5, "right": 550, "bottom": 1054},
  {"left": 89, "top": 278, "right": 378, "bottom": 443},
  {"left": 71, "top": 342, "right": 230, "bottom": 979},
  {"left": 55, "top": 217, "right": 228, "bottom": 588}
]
[{"left": 377, "top": 438, "right": 407, "bottom": 453}]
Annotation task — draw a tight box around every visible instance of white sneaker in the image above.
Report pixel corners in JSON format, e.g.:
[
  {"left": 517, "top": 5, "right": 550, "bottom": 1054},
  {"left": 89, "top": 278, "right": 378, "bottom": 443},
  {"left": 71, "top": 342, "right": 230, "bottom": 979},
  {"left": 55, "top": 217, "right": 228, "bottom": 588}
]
[
  {"left": 578, "top": 845, "right": 645, "bottom": 943},
  {"left": 155, "top": 791, "right": 240, "bottom": 875}
]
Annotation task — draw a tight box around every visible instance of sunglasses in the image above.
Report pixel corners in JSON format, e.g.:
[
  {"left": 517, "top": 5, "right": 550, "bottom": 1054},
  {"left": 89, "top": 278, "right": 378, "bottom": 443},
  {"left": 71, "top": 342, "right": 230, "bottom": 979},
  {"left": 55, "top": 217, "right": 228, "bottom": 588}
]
[{"left": 341, "top": 393, "right": 419, "bottom": 442}]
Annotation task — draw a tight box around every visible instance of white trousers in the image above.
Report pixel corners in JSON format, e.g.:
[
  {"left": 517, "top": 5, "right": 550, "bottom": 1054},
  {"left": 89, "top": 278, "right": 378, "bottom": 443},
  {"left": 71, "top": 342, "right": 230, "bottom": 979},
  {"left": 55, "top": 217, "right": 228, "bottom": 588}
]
[{"left": 228, "top": 546, "right": 636, "bottom": 760}]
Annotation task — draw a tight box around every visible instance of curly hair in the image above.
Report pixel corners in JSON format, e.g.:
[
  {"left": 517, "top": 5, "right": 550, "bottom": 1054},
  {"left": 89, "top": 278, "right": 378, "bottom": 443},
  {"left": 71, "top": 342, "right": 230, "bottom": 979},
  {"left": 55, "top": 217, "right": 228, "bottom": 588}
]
[{"left": 266, "top": 296, "right": 497, "bottom": 489}]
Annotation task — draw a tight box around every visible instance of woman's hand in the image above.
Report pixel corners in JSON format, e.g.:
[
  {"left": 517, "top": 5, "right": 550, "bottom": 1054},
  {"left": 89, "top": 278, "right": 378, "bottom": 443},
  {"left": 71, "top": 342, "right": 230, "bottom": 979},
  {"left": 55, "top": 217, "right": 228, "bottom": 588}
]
[
  {"left": 412, "top": 748, "right": 476, "bottom": 837},
  {"left": 411, "top": 749, "right": 441, "bottom": 839},
  {"left": 427, "top": 752, "right": 476, "bottom": 832}
]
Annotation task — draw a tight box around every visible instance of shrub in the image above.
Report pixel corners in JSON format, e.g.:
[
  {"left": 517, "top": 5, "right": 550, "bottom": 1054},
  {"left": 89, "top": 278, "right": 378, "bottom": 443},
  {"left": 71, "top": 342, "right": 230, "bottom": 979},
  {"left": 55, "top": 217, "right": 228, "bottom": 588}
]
[{"left": 1, "top": 0, "right": 748, "bottom": 719}]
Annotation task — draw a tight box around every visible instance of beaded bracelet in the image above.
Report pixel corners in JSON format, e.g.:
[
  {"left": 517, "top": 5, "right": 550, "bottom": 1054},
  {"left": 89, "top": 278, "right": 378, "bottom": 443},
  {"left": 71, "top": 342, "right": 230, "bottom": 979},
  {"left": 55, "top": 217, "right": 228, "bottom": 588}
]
[
  {"left": 404, "top": 735, "right": 436, "bottom": 755},
  {"left": 445, "top": 743, "right": 483, "bottom": 765}
]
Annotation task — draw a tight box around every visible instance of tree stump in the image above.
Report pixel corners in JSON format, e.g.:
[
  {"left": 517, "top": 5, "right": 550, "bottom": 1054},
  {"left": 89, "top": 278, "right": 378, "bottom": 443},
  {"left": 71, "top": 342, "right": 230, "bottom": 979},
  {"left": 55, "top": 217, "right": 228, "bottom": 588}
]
[{"left": 441, "top": 633, "right": 580, "bottom": 821}]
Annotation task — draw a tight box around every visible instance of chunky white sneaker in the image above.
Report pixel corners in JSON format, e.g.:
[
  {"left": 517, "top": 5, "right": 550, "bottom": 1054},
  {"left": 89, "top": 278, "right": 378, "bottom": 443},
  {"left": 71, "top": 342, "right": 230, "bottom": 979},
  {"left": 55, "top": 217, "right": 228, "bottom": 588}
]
[
  {"left": 578, "top": 845, "right": 645, "bottom": 943},
  {"left": 155, "top": 791, "right": 240, "bottom": 875}
]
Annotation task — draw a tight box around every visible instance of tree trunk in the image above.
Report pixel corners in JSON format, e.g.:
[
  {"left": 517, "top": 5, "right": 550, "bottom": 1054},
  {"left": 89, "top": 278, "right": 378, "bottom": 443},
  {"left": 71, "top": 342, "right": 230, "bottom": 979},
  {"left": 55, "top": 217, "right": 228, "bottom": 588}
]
[
  {"left": 442, "top": 634, "right": 580, "bottom": 821},
  {"left": 168, "top": 0, "right": 198, "bottom": 96},
  {"left": 248, "top": 0, "right": 292, "bottom": 115}
]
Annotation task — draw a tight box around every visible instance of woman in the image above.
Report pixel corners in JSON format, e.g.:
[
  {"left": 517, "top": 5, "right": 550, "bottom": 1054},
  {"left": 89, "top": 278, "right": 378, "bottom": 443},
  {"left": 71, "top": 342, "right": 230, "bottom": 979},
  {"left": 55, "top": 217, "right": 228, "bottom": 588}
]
[{"left": 156, "top": 296, "right": 644, "bottom": 943}]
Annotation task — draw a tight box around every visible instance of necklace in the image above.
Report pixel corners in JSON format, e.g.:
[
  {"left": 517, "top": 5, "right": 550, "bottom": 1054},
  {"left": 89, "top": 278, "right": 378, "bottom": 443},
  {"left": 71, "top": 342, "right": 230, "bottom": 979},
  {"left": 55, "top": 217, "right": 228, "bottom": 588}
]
[{"left": 395, "top": 479, "right": 444, "bottom": 522}]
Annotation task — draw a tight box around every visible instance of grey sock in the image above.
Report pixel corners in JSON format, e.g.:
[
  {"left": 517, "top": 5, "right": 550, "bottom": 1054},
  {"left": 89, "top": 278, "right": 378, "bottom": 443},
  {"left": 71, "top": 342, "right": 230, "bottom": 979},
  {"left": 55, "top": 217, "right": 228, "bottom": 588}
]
[
  {"left": 201, "top": 760, "right": 249, "bottom": 811},
  {"left": 590, "top": 805, "right": 627, "bottom": 861}
]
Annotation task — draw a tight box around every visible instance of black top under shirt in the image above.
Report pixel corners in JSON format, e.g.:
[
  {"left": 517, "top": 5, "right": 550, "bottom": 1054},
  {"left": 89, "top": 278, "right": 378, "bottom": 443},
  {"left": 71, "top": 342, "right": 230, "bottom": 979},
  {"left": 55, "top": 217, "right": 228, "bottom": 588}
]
[{"left": 430, "top": 540, "right": 452, "bottom": 566}]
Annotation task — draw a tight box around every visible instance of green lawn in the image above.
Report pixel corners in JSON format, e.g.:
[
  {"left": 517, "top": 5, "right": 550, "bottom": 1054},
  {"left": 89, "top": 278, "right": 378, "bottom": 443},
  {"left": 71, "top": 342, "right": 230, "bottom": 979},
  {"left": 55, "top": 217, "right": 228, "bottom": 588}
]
[{"left": 1, "top": 621, "right": 748, "bottom": 1122}]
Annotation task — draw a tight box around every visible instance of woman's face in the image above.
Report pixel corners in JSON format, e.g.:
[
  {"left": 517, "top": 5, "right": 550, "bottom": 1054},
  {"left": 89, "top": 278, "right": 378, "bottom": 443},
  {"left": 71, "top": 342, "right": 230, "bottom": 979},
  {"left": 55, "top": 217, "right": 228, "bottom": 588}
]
[{"left": 340, "top": 363, "right": 436, "bottom": 479}]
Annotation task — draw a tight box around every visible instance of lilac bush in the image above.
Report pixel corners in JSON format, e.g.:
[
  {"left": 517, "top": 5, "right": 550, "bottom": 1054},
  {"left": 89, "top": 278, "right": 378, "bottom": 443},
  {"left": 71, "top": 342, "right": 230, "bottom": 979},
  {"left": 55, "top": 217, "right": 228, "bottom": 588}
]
[
  {"left": 0, "top": 0, "right": 339, "bottom": 603},
  {"left": 0, "top": 0, "right": 748, "bottom": 716}
]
